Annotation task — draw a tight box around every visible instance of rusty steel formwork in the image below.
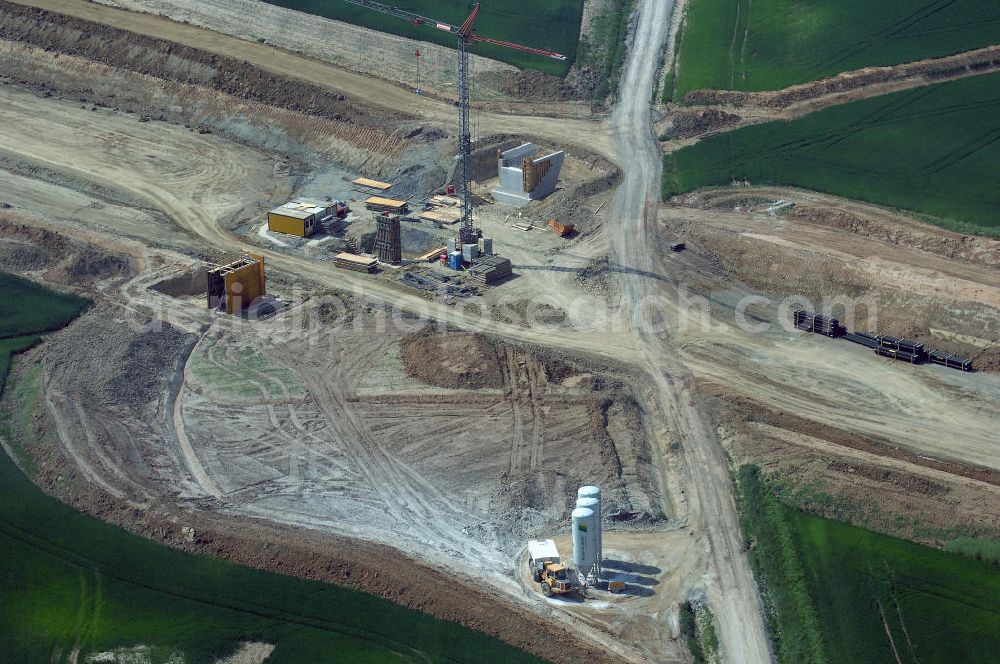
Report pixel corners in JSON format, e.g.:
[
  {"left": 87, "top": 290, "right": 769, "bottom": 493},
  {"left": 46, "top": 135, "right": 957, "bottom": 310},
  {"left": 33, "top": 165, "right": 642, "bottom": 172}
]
[
  {"left": 207, "top": 256, "right": 265, "bottom": 314},
  {"left": 374, "top": 214, "right": 402, "bottom": 265}
]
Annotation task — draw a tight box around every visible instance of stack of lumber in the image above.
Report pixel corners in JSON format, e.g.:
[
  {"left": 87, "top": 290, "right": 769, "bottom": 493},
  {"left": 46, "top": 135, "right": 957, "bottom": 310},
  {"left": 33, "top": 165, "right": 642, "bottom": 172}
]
[
  {"left": 333, "top": 252, "right": 377, "bottom": 273},
  {"left": 467, "top": 256, "right": 512, "bottom": 285}
]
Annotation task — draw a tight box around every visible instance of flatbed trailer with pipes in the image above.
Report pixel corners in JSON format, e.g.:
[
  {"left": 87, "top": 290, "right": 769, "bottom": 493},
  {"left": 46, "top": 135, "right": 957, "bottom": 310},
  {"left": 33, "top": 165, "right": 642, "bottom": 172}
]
[
  {"left": 843, "top": 332, "right": 879, "bottom": 349},
  {"left": 875, "top": 347, "right": 922, "bottom": 364},
  {"left": 928, "top": 350, "right": 973, "bottom": 371},
  {"left": 792, "top": 311, "right": 974, "bottom": 372},
  {"left": 876, "top": 335, "right": 926, "bottom": 355},
  {"left": 793, "top": 309, "right": 845, "bottom": 337}
]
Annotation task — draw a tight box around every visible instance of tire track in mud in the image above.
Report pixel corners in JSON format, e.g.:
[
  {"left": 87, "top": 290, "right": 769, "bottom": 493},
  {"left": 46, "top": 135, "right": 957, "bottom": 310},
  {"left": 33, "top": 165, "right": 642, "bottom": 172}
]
[
  {"left": 501, "top": 348, "right": 547, "bottom": 475},
  {"left": 170, "top": 331, "right": 224, "bottom": 499},
  {"left": 192, "top": 329, "right": 357, "bottom": 503},
  {"left": 44, "top": 383, "right": 126, "bottom": 501},
  {"left": 269, "top": 338, "right": 501, "bottom": 565}
]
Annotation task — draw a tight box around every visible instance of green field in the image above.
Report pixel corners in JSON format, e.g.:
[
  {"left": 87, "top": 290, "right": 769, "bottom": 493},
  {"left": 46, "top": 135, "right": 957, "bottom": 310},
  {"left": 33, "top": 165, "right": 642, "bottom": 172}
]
[
  {"left": 0, "top": 336, "right": 39, "bottom": 395},
  {"left": 738, "top": 465, "right": 1000, "bottom": 664},
  {"left": 0, "top": 276, "right": 544, "bottom": 663},
  {"left": 672, "top": 0, "right": 1000, "bottom": 96},
  {"left": 0, "top": 272, "right": 89, "bottom": 339},
  {"left": 262, "top": 0, "right": 583, "bottom": 75},
  {"left": 663, "top": 72, "right": 1000, "bottom": 236},
  {"left": 945, "top": 537, "right": 1000, "bottom": 565},
  {"left": 575, "top": 0, "right": 633, "bottom": 101}
]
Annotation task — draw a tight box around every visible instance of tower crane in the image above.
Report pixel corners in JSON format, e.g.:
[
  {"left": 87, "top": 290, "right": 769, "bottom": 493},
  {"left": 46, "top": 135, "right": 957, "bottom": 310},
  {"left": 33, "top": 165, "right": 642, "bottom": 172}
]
[{"left": 338, "top": 1, "right": 566, "bottom": 246}]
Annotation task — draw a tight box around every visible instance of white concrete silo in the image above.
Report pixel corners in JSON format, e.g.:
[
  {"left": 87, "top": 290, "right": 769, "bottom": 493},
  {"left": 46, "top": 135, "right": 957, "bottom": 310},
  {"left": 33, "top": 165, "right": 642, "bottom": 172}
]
[
  {"left": 571, "top": 506, "right": 598, "bottom": 582},
  {"left": 576, "top": 496, "right": 601, "bottom": 557},
  {"left": 577, "top": 485, "right": 602, "bottom": 564}
]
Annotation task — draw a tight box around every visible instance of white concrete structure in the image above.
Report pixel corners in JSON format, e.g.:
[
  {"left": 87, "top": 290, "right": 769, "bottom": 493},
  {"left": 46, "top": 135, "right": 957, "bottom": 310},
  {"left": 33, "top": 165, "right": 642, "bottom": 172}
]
[
  {"left": 491, "top": 143, "right": 564, "bottom": 206},
  {"left": 576, "top": 496, "right": 600, "bottom": 547},
  {"left": 571, "top": 506, "right": 598, "bottom": 581},
  {"left": 577, "top": 485, "right": 602, "bottom": 565}
]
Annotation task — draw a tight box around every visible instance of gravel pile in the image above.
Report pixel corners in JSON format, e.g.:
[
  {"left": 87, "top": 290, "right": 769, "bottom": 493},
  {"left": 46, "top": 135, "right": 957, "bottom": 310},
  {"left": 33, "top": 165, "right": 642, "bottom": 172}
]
[{"left": 43, "top": 309, "right": 194, "bottom": 408}]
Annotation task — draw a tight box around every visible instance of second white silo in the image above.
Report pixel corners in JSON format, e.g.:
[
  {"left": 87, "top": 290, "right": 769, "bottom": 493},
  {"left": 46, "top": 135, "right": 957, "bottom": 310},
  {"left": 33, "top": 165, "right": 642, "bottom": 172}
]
[
  {"left": 576, "top": 496, "right": 601, "bottom": 557},
  {"left": 577, "top": 485, "right": 602, "bottom": 562},
  {"left": 571, "top": 506, "right": 598, "bottom": 580}
]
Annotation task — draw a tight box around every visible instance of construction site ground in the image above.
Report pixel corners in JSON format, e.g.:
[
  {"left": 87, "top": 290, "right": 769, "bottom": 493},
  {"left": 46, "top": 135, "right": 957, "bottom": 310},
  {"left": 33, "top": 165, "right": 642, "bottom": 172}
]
[{"left": 0, "top": 0, "right": 998, "bottom": 662}]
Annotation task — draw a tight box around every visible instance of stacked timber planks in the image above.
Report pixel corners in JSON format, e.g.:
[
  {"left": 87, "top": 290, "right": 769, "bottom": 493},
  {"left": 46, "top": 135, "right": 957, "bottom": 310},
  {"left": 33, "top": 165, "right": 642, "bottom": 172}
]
[
  {"left": 417, "top": 246, "right": 448, "bottom": 262},
  {"left": 365, "top": 197, "right": 408, "bottom": 213},
  {"left": 467, "top": 255, "right": 512, "bottom": 285},
  {"left": 419, "top": 208, "right": 462, "bottom": 224},
  {"left": 353, "top": 177, "right": 392, "bottom": 191},
  {"left": 333, "top": 252, "right": 377, "bottom": 273}
]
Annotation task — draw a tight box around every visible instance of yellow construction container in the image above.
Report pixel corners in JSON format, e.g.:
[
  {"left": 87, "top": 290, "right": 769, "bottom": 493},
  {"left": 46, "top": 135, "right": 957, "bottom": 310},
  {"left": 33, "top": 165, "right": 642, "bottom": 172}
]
[
  {"left": 268, "top": 199, "right": 334, "bottom": 237},
  {"left": 268, "top": 211, "right": 311, "bottom": 237}
]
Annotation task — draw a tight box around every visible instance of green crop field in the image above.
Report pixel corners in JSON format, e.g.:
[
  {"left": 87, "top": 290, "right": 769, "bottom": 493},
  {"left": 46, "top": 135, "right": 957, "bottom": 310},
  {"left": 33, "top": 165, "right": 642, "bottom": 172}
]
[
  {"left": 0, "top": 272, "right": 89, "bottom": 339},
  {"left": 739, "top": 465, "right": 1000, "bottom": 664},
  {"left": 0, "top": 336, "right": 39, "bottom": 393},
  {"left": 672, "top": 0, "right": 1000, "bottom": 96},
  {"left": 262, "top": 0, "right": 583, "bottom": 75},
  {"left": 663, "top": 72, "right": 1000, "bottom": 236},
  {"left": 0, "top": 276, "right": 544, "bottom": 664}
]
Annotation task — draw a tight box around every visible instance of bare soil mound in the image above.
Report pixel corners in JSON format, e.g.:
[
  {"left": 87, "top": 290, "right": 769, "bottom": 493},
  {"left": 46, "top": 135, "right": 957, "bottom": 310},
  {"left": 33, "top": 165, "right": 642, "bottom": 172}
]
[
  {"left": 400, "top": 332, "right": 503, "bottom": 389},
  {"left": 151, "top": 267, "right": 209, "bottom": 298},
  {"left": 64, "top": 248, "right": 131, "bottom": 280},
  {"left": 498, "top": 69, "right": 587, "bottom": 101},
  {"left": 0, "top": 237, "right": 49, "bottom": 271},
  {"left": 0, "top": 217, "right": 135, "bottom": 283},
  {"left": 42, "top": 309, "right": 193, "bottom": 408},
  {"left": 663, "top": 108, "right": 740, "bottom": 139}
]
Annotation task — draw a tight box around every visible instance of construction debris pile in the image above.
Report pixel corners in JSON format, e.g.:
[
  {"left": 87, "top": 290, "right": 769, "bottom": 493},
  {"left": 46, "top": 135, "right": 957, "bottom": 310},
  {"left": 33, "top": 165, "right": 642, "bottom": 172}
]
[{"left": 400, "top": 272, "right": 478, "bottom": 298}]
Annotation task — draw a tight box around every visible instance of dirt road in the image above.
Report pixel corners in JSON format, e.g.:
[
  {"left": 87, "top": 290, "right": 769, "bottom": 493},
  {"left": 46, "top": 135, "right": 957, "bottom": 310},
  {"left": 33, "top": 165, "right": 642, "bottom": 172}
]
[{"left": 608, "top": 0, "right": 773, "bottom": 661}]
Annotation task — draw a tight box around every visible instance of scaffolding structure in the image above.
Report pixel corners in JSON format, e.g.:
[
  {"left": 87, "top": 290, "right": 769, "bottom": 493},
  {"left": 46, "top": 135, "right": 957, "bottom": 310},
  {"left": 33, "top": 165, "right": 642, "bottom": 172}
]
[{"left": 373, "top": 213, "right": 402, "bottom": 265}]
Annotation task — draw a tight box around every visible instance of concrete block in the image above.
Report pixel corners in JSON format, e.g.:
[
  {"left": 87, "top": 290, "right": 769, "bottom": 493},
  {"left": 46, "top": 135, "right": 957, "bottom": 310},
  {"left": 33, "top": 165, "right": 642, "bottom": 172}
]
[{"left": 491, "top": 143, "right": 564, "bottom": 207}]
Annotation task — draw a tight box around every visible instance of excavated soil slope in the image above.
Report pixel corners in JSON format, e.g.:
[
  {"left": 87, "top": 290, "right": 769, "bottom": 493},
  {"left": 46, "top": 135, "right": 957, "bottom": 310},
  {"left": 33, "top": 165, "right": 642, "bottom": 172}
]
[
  {"left": 0, "top": 0, "right": 408, "bottom": 132},
  {"left": 401, "top": 332, "right": 505, "bottom": 390}
]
